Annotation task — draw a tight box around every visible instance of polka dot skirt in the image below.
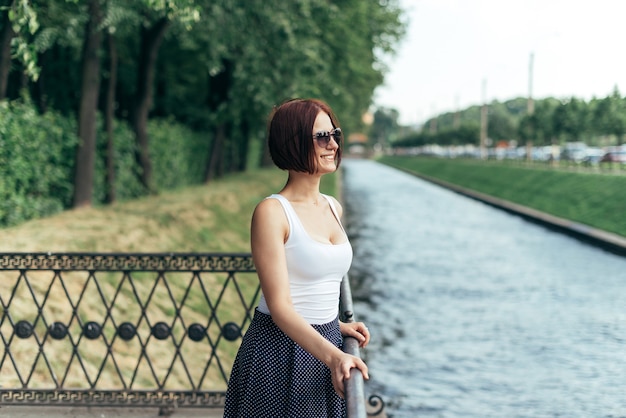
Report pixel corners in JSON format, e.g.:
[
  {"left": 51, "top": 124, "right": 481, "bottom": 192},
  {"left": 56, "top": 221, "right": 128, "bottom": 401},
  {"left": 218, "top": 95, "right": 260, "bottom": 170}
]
[{"left": 224, "top": 309, "right": 346, "bottom": 417}]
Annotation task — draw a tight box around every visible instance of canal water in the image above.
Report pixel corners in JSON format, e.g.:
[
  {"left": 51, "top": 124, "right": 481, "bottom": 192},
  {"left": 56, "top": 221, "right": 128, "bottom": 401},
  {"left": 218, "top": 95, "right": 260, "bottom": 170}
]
[{"left": 341, "top": 159, "right": 626, "bottom": 418}]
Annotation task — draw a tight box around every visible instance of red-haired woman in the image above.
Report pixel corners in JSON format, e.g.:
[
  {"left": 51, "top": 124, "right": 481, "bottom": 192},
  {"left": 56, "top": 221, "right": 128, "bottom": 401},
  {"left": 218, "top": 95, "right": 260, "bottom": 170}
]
[{"left": 224, "top": 98, "right": 370, "bottom": 417}]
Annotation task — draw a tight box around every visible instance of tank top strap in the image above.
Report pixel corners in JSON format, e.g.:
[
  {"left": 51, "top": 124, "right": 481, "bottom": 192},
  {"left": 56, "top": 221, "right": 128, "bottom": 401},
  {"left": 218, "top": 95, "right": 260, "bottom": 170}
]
[
  {"left": 268, "top": 193, "right": 345, "bottom": 239},
  {"left": 320, "top": 194, "right": 347, "bottom": 234}
]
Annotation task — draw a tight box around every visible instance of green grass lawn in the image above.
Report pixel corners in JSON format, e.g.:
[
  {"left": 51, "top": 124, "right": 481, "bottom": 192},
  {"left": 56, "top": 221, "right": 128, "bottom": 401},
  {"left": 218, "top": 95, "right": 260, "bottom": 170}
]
[{"left": 378, "top": 155, "right": 626, "bottom": 238}]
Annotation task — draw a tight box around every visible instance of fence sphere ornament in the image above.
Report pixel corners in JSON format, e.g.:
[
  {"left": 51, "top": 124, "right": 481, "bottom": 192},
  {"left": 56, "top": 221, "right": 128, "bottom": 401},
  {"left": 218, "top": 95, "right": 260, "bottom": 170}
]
[
  {"left": 49, "top": 322, "right": 68, "bottom": 340},
  {"left": 151, "top": 322, "right": 170, "bottom": 340},
  {"left": 222, "top": 322, "right": 241, "bottom": 341},
  {"left": 117, "top": 322, "right": 136, "bottom": 341},
  {"left": 187, "top": 323, "right": 206, "bottom": 342},
  {"left": 15, "top": 320, "right": 34, "bottom": 339},
  {"left": 83, "top": 322, "right": 102, "bottom": 339}
]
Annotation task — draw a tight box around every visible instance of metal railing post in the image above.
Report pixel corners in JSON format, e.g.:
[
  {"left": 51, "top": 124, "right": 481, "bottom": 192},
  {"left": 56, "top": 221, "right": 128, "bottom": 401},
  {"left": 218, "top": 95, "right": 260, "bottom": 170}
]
[{"left": 340, "top": 274, "right": 367, "bottom": 418}]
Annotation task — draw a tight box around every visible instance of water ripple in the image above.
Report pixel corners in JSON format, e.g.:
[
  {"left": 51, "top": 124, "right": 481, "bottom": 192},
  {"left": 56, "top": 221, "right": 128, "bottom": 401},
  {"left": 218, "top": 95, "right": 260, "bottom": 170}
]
[{"left": 343, "top": 159, "right": 626, "bottom": 418}]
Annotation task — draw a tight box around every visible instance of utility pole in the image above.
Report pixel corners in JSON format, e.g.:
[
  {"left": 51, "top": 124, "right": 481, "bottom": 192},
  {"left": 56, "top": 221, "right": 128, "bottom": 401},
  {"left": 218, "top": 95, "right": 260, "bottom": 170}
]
[
  {"left": 480, "top": 79, "right": 488, "bottom": 159},
  {"left": 527, "top": 52, "right": 534, "bottom": 115},
  {"left": 429, "top": 103, "right": 437, "bottom": 134},
  {"left": 453, "top": 94, "right": 460, "bottom": 129},
  {"left": 526, "top": 52, "right": 534, "bottom": 161}
]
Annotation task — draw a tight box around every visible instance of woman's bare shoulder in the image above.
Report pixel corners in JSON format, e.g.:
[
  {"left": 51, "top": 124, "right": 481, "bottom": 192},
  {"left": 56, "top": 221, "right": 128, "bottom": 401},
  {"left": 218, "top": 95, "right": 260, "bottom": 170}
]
[
  {"left": 252, "top": 196, "right": 289, "bottom": 243},
  {"left": 254, "top": 196, "right": 284, "bottom": 215},
  {"left": 252, "top": 197, "right": 287, "bottom": 227}
]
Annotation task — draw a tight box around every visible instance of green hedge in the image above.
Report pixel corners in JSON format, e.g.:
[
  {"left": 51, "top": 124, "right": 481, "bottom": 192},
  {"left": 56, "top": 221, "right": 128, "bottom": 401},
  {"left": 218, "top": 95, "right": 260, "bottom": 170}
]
[
  {"left": 1, "top": 99, "right": 211, "bottom": 228},
  {"left": 0, "top": 100, "right": 77, "bottom": 226},
  {"left": 149, "top": 118, "right": 209, "bottom": 190}
]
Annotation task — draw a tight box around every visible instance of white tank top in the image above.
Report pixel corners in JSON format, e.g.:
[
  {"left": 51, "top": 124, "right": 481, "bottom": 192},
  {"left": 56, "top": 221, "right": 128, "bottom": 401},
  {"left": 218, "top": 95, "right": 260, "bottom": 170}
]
[{"left": 257, "top": 194, "right": 353, "bottom": 324}]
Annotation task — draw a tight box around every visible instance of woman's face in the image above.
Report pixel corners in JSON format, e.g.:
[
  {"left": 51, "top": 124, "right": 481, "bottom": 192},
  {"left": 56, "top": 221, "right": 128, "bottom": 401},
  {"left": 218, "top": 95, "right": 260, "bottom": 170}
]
[{"left": 311, "top": 111, "right": 340, "bottom": 174}]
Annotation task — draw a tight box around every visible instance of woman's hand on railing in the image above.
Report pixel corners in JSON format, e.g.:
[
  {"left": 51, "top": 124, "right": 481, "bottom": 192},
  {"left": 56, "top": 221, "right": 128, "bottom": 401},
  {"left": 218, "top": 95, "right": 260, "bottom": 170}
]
[
  {"left": 329, "top": 351, "right": 369, "bottom": 399},
  {"left": 340, "top": 320, "right": 371, "bottom": 348}
]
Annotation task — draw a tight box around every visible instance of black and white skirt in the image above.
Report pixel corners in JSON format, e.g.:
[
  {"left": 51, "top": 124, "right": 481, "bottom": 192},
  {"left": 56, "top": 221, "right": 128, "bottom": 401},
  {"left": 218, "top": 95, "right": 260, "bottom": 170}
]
[{"left": 224, "top": 309, "right": 346, "bottom": 417}]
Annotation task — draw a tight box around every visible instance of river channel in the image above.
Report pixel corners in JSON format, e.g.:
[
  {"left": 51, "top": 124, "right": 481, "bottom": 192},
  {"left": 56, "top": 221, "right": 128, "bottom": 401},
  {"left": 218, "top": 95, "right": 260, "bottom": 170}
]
[{"left": 341, "top": 159, "right": 626, "bottom": 418}]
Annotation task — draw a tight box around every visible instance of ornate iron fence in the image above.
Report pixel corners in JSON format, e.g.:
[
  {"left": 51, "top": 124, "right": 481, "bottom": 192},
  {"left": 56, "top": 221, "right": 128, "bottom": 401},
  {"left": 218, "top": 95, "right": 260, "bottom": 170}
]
[
  {"left": 0, "top": 252, "right": 382, "bottom": 415},
  {"left": 0, "top": 252, "right": 258, "bottom": 409}
]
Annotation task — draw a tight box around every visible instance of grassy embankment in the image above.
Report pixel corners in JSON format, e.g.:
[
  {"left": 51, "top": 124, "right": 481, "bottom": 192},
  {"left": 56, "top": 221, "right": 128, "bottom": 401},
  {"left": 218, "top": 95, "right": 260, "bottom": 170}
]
[
  {"left": 378, "top": 155, "right": 626, "bottom": 238},
  {"left": 0, "top": 167, "right": 337, "bottom": 390},
  {"left": 0, "top": 167, "right": 337, "bottom": 252}
]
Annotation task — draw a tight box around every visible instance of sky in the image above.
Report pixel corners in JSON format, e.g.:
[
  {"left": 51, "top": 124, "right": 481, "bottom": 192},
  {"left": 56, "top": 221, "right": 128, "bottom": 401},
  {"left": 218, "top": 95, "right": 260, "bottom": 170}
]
[{"left": 373, "top": 0, "right": 626, "bottom": 126}]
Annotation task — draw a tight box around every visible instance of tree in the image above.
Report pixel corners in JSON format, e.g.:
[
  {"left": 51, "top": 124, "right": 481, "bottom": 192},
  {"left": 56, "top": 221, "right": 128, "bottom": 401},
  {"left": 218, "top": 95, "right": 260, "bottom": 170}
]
[
  {"left": 1, "top": 0, "right": 41, "bottom": 99},
  {"left": 2, "top": 0, "right": 406, "bottom": 208},
  {"left": 591, "top": 87, "right": 626, "bottom": 144},
  {"left": 552, "top": 97, "right": 589, "bottom": 143},
  {"left": 315, "top": 0, "right": 405, "bottom": 134},
  {"left": 371, "top": 107, "right": 400, "bottom": 146},
  {"left": 533, "top": 99, "right": 558, "bottom": 145},
  {"left": 130, "top": 0, "right": 199, "bottom": 192},
  {"left": 518, "top": 113, "right": 536, "bottom": 144},
  {"left": 0, "top": 1, "right": 16, "bottom": 100},
  {"left": 100, "top": 0, "right": 149, "bottom": 202},
  {"left": 203, "top": 58, "right": 232, "bottom": 182},
  {"left": 73, "top": 0, "right": 103, "bottom": 208},
  {"left": 131, "top": 14, "right": 170, "bottom": 192},
  {"left": 103, "top": 29, "right": 118, "bottom": 203},
  {"left": 487, "top": 105, "right": 516, "bottom": 142}
]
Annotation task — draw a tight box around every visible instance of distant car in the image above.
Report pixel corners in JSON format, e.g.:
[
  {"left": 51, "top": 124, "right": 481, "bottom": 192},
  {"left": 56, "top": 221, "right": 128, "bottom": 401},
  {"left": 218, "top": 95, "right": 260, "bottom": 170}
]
[
  {"left": 582, "top": 147, "right": 605, "bottom": 166},
  {"left": 530, "top": 145, "right": 559, "bottom": 161},
  {"left": 600, "top": 149, "right": 626, "bottom": 164},
  {"left": 560, "top": 142, "right": 588, "bottom": 163}
]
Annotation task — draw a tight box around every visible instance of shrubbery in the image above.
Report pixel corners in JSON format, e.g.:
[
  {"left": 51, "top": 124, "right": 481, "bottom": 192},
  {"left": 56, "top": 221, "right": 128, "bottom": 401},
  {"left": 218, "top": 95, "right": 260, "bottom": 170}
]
[
  {"left": 148, "top": 118, "right": 209, "bottom": 190},
  {"left": 0, "top": 99, "right": 77, "bottom": 226},
  {"left": 1, "top": 99, "right": 211, "bottom": 228}
]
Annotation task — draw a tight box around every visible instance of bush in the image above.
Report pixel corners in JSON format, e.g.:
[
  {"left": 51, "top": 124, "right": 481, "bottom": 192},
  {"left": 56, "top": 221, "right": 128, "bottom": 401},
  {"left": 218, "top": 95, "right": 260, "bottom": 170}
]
[
  {"left": 0, "top": 100, "right": 213, "bottom": 228},
  {"left": 149, "top": 118, "right": 210, "bottom": 190},
  {"left": 0, "top": 99, "right": 77, "bottom": 226},
  {"left": 93, "top": 119, "right": 145, "bottom": 203}
]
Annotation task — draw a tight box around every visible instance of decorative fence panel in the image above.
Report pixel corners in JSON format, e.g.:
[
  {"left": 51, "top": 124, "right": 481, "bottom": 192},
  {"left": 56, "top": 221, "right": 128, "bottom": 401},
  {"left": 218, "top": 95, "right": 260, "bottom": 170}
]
[
  {"left": 0, "top": 253, "right": 258, "bottom": 408},
  {"left": 0, "top": 252, "right": 380, "bottom": 416}
]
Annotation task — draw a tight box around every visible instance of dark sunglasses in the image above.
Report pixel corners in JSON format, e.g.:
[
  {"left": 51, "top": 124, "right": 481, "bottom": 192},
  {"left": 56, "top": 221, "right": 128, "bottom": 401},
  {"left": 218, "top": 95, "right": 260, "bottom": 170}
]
[{"left": 313, "top": 128, "right": 342, "bottom": 147}]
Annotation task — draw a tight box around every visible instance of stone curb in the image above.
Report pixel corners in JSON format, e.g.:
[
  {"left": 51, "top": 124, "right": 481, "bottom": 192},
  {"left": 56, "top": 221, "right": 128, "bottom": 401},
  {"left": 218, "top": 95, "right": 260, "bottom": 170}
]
[{"left": 398, "top": 167, "right": 626, "bottom": 257}]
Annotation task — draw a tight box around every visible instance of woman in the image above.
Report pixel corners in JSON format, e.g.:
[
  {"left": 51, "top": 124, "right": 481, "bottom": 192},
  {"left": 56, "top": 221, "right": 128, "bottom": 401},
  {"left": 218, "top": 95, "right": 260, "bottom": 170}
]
[{"left": 224, "top": 98, "right": 370, "bottom": 417}]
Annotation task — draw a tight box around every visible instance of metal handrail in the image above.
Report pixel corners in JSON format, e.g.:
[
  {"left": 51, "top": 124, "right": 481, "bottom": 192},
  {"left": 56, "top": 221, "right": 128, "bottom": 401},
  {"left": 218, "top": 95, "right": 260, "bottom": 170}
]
[{"left": 339, "top": 273, "right": 367, "bottom": 418}]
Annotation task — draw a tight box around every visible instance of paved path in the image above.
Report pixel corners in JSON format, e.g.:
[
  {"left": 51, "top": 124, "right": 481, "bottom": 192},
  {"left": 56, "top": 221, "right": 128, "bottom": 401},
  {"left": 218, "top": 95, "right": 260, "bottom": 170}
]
[
  {"left": 0, "top": 407, "right": 224, "bottom": 418},
  {"left": 1, "top": 406, "right": 385, "bottom": 417}
]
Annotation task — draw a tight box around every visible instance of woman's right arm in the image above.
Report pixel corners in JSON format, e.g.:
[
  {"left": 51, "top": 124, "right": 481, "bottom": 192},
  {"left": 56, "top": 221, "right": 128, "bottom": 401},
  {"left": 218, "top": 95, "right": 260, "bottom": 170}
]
[{"left": 250, "top": 198, "right": 368, "bottom": 398}]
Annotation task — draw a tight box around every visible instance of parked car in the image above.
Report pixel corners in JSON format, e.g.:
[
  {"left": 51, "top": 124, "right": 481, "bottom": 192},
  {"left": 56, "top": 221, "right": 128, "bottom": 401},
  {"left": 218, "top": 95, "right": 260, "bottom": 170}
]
[
  {"left": 560, "top": 142, "right": 588, "bottom": 163},
  {"left": 582, "top": 147, "right": 605, "bottom": 166},
  {"left": 600, "top": 147, "right": 626, "bottom": 164}
]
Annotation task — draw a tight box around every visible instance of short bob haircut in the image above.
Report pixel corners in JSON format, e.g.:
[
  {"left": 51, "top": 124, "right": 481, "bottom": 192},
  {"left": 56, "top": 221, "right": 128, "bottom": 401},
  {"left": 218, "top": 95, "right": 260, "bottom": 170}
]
[{"left": 268, "top": 98, "right": 342, "bottom": 174}]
